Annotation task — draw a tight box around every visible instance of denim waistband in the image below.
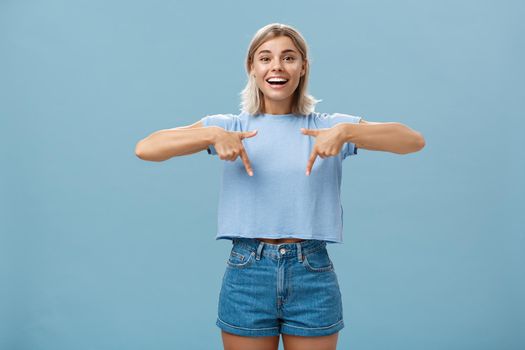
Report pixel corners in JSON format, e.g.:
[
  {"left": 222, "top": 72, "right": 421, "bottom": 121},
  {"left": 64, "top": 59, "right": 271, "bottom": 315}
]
[{"left": 231, "top": 237, "right": 327, "bottom": 261}]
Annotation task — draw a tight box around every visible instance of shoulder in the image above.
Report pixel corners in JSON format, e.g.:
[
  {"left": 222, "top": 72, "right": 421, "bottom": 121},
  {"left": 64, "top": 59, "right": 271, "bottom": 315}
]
[
  {"left": 200, "top": 112, "right": 244, "bottom": 131},
  {"left": 201, "top": 112, "right": 240, "bottom": 123},
  {"left": 313, "top": 112, "right": 363, "bottom": 128}
]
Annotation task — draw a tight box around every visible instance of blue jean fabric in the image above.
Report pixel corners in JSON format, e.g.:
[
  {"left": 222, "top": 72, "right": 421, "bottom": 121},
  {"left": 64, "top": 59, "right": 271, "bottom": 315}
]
[{"left": 216, "top": 238, "right": 344, "bottom": 337}]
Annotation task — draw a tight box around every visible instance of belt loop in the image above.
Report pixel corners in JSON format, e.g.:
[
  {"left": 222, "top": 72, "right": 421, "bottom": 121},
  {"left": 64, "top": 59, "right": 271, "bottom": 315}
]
[
  {"left": 256, "top": 241, "right": 264, "bottom": 260},
  {"left": 296, "top": 242, "right": 303, "bottom": 262}
]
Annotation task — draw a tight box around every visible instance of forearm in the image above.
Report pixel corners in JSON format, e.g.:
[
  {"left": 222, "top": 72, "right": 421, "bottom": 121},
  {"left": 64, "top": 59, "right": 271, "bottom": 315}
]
[
  {"left": 135, "top": 126, "right": 221, "bottom": 161},
  {"left": 337, "top": 122, "right": 425, "bottom": 154}
]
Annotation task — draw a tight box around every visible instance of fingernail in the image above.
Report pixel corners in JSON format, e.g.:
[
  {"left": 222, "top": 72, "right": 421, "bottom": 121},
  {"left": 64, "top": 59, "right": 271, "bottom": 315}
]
[
  {"left": 249, "top": 171, "right": 253, "bottom": 176},
  {"left": 306, "top": 170, "right": 310, "bottom": 176}
]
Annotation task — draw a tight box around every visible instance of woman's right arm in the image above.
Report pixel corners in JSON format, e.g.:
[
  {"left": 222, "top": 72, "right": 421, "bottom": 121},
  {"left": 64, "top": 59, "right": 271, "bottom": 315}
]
[{"left": 135, "top": 120, "right": 224, "bottom": 162}]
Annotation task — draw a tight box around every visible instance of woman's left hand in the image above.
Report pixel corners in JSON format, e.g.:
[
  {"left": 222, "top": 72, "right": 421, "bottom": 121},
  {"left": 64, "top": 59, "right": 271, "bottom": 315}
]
[{"left": 301, "top": 125, "right": 345, "bottom": 176}]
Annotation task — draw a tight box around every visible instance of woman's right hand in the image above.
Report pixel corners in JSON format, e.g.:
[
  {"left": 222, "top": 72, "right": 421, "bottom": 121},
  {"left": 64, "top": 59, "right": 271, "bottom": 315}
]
[{"left": 212, "top": 129, "right": 258, "bottom": 176}]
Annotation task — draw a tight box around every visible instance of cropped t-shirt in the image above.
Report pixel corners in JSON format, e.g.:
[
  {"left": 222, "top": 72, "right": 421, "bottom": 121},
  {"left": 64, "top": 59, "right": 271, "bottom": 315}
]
[{"left": 201, "top": 111, "right": 362, "bottom": 244}]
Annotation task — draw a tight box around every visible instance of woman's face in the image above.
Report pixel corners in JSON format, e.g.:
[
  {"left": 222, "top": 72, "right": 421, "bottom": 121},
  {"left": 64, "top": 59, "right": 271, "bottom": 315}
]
[{"left": 251, "top": 36, "right": 306, "bottom": 112}]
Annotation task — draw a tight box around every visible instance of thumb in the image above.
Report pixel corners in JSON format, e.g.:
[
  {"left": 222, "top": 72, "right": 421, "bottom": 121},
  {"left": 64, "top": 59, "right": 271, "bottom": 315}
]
[
  {"left": 301, "top": 128, "right": 319, "bottom": 136},
  {"left": 240, "top": 129, "right": 258, "bottom": 139}
]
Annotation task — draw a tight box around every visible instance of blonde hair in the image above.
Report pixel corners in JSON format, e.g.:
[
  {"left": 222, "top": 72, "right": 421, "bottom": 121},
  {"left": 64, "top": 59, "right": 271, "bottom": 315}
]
[{"left": 239, "top": 23, "right": 321, "bottom": 116}]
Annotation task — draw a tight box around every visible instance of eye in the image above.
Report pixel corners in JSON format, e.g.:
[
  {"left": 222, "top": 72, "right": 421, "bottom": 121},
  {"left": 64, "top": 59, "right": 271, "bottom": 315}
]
[
  {"left": 284, "top": 56, "right": 296, "bottom": 61},
  {"left": 260, "top": 57, "right": 270, "bottom": 62}
]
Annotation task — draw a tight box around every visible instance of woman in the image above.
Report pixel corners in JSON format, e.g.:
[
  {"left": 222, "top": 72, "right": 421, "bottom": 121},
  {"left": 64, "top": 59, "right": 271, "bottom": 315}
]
[{"left": 136, "top": 23, "right": 425, "bottom": 350}]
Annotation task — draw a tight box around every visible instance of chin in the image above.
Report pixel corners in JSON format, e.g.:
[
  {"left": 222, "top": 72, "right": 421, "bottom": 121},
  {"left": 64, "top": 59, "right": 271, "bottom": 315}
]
[{"left": 264, "top": 91, "right": 293, "bottom": 101}]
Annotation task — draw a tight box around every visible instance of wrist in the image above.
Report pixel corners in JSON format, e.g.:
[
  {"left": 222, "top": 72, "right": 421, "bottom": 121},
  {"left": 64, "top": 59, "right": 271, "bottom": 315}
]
[
  {"left": 335, "top": 123, "right": 358, "bottom": 143},
  {"left": 206, "top": 126, "right": 225, "bottom": 145}
]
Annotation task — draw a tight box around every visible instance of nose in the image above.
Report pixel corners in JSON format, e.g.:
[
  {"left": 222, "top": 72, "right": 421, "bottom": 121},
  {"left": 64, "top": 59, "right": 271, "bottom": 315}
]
[{"left": 271, "top": 60, "right": 283, "bottom": 71}]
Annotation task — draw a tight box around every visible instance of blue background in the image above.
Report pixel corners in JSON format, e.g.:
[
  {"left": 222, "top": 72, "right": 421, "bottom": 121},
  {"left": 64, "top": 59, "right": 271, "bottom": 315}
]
[{"left": 1, "top": 0, "right": 524, "bottom": 349}]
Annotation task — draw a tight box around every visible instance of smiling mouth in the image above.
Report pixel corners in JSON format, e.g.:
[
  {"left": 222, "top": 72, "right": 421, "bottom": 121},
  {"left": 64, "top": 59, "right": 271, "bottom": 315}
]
[
  {"left": 265, "top": 79, "right": 289, "bottom": 89},
  {"left": 266, "top": 78, "right": 289, "bottom": 86}
]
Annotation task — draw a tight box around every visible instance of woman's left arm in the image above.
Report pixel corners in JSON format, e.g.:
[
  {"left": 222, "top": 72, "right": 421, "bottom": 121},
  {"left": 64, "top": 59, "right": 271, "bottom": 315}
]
[{"left": 335, "top": 119, "right": 426, "bottom": 154}]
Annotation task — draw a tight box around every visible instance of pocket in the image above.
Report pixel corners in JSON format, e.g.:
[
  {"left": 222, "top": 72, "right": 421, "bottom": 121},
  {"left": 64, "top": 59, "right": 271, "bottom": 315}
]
[
  {"left": 302, "top": 247, "right": 334, "bottom": 272},
  {"left": 226, "top": 246, "right": 256, "bottom": 269}
]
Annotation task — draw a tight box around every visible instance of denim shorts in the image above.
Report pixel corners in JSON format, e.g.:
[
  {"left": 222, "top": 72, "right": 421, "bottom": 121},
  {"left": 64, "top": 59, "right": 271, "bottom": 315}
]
[{"left": 216, "top": 237, "right": 344, "bottom": 337}]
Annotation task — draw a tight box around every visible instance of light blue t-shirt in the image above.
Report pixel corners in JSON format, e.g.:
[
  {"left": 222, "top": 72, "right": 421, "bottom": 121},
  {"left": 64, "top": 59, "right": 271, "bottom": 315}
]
[{"left": 201, "top": 111, "right": 362, "bottom": 244}]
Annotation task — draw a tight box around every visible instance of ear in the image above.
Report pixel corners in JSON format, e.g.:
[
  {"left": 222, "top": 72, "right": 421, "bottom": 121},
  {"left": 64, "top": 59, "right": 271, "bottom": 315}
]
[{"left": 301, "top": 58, "right": 307, "bottom": 76}]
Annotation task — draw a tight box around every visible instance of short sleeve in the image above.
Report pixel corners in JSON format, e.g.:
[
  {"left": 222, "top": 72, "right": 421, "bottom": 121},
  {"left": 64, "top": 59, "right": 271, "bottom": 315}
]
[
  {"left": 315, "top": 112, "right": 362, "bottom": 160},
  {"left": 200, "top": 113, "right": 239, "bottom": 155}
]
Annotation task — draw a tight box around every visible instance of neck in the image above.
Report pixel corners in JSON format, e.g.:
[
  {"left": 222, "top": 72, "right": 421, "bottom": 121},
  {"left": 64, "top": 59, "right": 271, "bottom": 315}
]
[{"left": 263, "top": 97, "right": 293, "bottom": 115}]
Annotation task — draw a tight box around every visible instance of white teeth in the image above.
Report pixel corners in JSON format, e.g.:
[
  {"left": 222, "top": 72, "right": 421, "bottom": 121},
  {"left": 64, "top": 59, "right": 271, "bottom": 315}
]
[{"left": 267, "top": 78, "right": 288, "bottom": 83}]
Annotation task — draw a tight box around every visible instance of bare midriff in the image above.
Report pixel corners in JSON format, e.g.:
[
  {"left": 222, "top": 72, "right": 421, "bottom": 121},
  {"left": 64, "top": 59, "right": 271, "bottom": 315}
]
[{"left": 256, "top": 238, "right": 305, "bottom": 244}]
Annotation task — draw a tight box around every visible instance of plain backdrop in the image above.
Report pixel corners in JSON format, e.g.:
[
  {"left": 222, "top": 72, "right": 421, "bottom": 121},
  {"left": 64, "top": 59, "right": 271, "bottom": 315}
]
[{"left": 1, "top": 0, "right": 524, "bottom": 349}]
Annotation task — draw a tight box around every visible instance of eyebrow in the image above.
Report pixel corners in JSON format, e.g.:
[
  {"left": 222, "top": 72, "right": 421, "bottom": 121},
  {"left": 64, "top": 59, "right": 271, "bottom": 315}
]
[{"left": 257, "top": 49, "right": 298, "bottom": 55}]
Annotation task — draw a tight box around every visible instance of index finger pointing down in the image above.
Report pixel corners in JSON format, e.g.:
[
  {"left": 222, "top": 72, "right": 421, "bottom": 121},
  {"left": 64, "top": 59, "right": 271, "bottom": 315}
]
[
  {"left": 240, "top": 148, "right": 254, "bottom": 176},
  {"left": 306, "top": 150, "right": 317, "bottom": 176}
]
